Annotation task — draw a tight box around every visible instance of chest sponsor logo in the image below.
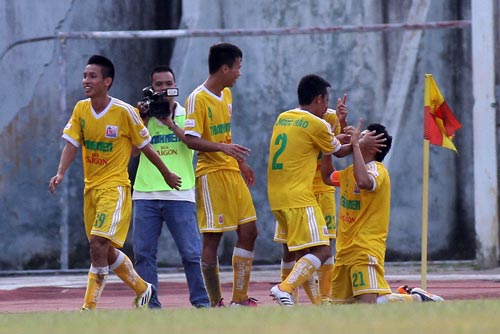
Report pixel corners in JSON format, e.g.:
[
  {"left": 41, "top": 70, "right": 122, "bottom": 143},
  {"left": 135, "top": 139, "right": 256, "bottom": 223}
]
[
  {"left": 340, "top": 195, "right": 360, "bottom": 210},
  {"left": 105, "top": 125, "right": 118, "bottom": 138}
]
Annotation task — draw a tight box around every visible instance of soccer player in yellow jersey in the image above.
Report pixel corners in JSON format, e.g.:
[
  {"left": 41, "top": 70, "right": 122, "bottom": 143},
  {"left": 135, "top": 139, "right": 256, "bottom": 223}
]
[
  {"left": 269, "top": 74, "right": 362, "bottom": 306},
  {"left": 321, "top": 120, "right": 443, "bottom": 303},
  {"left": 49, "top": 55, "right": 181, "bottom": 310},
  {"left": 314, "top": 103, "right": 348, "bottom": 303},
  {"left": 279, "top": 101, "right": 348, "bottom": 305},
  {"left": 184, "top": 43, "right": 258, "bottom": 307}
]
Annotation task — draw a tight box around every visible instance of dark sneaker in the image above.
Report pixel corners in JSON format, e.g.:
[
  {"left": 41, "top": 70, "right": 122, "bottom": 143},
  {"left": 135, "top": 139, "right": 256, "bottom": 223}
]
[{"left": 214, "top": 298, "right": 226, "bottom": 307}]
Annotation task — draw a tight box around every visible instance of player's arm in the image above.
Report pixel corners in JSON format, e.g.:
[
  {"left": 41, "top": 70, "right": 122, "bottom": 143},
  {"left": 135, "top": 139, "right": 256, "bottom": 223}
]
[
  {"left": 49, "top": 141, "right": 78, "bottom": 195},
  {"left": 332, "top": 143, "right": 353, "bottom": 158},
  {"left": 140, "top": 143, "right": 182, "bottom": 190},
  {"left": 131, "top": 146, "right": 141, "bottom": 157},
  {"left": 239, "top": 159, "right": 255, "bottom": 187},
  {"left": 184, "top": 134, "right": 251, "bottom": 162},
  {"left": 334, "top": 126, "right": 386, "bottom": 158},
  {"left": 320, "top": 153, "right": 339, "bottom": 187},
  {"left": 160, "top": 115, "right": 188, "bottom": 143}
]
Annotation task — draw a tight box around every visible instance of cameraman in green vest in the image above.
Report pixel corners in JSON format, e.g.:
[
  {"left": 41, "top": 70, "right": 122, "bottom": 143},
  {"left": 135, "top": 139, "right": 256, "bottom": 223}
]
[{"left": 132, "top": 66, "right": 209, "bottom": 308}]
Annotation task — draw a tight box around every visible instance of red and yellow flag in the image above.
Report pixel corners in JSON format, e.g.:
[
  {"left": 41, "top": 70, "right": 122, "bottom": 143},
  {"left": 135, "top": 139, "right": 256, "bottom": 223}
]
[{"left": 424, "top": 74, "right": 462, "bottom": 152}]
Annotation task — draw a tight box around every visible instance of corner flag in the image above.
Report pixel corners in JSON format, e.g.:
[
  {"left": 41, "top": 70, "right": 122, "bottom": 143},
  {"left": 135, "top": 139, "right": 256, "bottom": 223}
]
[{"left": 424, "top": 74, "right": 462, "bottom": 152}]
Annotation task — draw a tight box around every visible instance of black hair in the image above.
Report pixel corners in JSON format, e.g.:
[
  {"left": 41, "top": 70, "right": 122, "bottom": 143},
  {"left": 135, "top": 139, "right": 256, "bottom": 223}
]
[
  {"left": 150, "top": 65, "right": 176, "bottom": 82},
  {"left": 297, "top": 74, "right": 331, "bottom": 105},
  {"left": 208, "top": 42, "right": 243, "bottom": 74},
  {"left": 366, "top": 123, "right": 392, "bottom": 162},
  {"left": 87, "top": 55, "right": 115, "bottom": 88}
]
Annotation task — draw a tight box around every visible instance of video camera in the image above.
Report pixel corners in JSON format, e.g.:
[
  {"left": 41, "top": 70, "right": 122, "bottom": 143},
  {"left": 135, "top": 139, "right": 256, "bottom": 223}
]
[{"left": 140, "top": 86, "right": 179, "bottom": 118}]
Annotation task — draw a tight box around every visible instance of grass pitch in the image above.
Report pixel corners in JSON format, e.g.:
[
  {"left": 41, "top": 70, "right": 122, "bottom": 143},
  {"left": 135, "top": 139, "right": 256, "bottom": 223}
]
[{"left": 1, "top": 299, "right": 498, "bottom": 334}]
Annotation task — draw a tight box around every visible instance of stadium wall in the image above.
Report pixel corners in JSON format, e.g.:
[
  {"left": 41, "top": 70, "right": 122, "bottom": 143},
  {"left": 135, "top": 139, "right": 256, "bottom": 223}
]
[{"left": 0, "top": 0, "right": 497, "bottom": 270}]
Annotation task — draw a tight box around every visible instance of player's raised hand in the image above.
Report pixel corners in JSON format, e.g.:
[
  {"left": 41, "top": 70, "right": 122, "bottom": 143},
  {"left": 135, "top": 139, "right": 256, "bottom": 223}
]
[
  {"left": 358, "top": 120, "right": 387, "bottom": 153},
  {"left": 337, "top": 93, "right": 348, "bottom": 122},
  {"left": 344, "top": 118, "right": 362, "bottom": 146}
]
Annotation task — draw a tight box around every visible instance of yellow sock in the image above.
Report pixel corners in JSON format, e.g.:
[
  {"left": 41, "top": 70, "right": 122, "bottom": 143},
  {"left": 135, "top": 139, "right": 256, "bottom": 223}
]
[
  {"left": 317, "top": 257, "right": 334, "bottom": 301},
  {"left": 232, "top": 247, "right": 253, "bottom": 303},
  {"left": 377, "top": 293, "right": 418, "bottom": 303},
  {"left": 82, "top": 266, "right": 108, "bottom": 310},
  {"left": 201, "top": 260, "right": 222, "bottom": 306},
  {"left": 110, "top": 250, "right": 147, "bottom": 295},
  {"left": 302, "top": 275, "right": 321, "bottom": 305},
  {"left": 281, "top": 260, "right": 299, "bottom": 302},
  {"left": 280, "top": 254, "right": 320, "bottom": 294}
]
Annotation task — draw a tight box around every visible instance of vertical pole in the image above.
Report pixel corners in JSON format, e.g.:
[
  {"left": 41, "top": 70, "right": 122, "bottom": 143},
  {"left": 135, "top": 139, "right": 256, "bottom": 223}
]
[
  {"left": 471, "top": 0, "right": 499, "bottom": 268},
  {"left": 57, "top": 37, "right": 69, "bottom": 270},
  {"left": 421, "top": 140, "right": 429, "bottom": 289}
]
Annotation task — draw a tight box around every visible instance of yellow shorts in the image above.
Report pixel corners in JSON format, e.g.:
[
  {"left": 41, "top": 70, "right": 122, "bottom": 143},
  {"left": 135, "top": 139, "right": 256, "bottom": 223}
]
[
  {"left": 272, "top": 206, "right": 329, "bottom": 251},
  {"left": 314, "top": 191, "right": 336, "bottom": 239},
  {"left": 83, "top": 186, "right": 132, "bottom": 248},
  {"left": 196, "top": 170, "right": 257, "bottom": 233},
  {"left": 331, "top": 256, "right": 392, "bottom": 303}
]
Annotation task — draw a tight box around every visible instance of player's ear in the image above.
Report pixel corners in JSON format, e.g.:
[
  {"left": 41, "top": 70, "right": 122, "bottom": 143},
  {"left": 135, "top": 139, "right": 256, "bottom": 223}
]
[
  {"left": 104, "top": 77, "right": 113, "bottom": 89},
  {"left": 315, "top": 94, "right": 323, "bottom": 104}
]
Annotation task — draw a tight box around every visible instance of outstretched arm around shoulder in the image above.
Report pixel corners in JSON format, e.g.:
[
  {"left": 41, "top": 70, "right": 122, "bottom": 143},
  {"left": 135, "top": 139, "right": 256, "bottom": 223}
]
[{"left": 184, "top": 134, "right": 251, "bottom": 162}]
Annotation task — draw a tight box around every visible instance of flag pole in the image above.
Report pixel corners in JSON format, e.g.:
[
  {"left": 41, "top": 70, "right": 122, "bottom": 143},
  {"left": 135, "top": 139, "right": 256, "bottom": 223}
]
[{"left": 421, "top": 139, "right": 430, "bottom": 289}]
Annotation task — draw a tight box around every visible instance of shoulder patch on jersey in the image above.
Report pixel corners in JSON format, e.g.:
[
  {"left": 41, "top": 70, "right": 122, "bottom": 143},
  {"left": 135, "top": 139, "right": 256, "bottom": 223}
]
[
  {"left": 139, "top": 128, "right": 149, "bottom": 137},
  {"left": 64, "top": 123, "right": 71, "bottom": 130},
  {"left": 105, "top": 125, "right": 118, "bottom": 138},
  {"left": 228, "top": 104, "right": 232, "bottom": 116},
  {"left": 185, "top": 119, "right": 195, "bottom": 128}
]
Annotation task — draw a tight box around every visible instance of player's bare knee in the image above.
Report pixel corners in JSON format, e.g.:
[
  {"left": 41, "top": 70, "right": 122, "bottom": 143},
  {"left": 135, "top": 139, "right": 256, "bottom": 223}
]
[
  {"left": 238, "top": 221, "right": 258, "bottom": 244},
  {"left": 89, "top": 236, "right": 110, "bottom": 256}
]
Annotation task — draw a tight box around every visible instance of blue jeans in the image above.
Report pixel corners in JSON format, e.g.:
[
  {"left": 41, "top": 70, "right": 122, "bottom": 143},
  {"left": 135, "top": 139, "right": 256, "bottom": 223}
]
[{"left": 132, "top": 200, "right": 209, "bottom": 308}]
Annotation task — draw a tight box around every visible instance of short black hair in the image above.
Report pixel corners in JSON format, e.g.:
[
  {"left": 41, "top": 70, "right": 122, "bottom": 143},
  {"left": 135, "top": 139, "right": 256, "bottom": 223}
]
[
  {"left": 87, "top": 55, "right": 115, "bottom": 88},
  {"left": 208, "top": 42, "right": 243, "bottom": 74},
  {"left": 366, "top": 123, "right": 392, "bottom": 162},
  {"left": 150, "top": 65, "right": 176, "bottom": 82},
  {"left": 297, "top": 74, "right": 331, "bottom": 105}
]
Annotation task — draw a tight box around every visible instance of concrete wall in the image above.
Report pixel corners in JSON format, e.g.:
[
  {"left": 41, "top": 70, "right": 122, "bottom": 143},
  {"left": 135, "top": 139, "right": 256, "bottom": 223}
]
[
  {"left": 0, "top": 0, "right": 497, "bottom": 270},
  {"left": 170, "top": 0, "right": 485, "bottom": 264},
  {"left": 0, "top": 0, "right": 180, "bottom": 269}
]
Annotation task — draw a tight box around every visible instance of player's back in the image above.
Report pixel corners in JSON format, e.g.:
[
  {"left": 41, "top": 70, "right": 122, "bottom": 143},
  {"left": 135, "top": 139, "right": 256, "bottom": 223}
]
[{"left": 267, "top": 109, "right": 336, "bottom": 210}]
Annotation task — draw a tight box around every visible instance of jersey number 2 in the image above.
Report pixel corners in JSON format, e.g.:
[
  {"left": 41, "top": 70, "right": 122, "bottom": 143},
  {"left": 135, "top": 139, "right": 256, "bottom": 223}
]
[{"left": 271, "top": 133, "right": 287, "bottom": 170}]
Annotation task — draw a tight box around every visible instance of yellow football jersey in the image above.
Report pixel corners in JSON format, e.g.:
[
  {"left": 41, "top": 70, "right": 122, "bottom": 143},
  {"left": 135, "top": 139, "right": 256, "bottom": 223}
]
[
  {"left": 267, "top": 109, "right": 341, "bottom": 210},
  {"left": 312, "top": 109, "right": 342, "bottom": 194},
  {"left": 334, "top": 161, "right": 391, "bottom": 265},
  {"left": 185, "top": 85, "right": 239, "bottom": 176},
  {"left": 62, "top": 97, "right": 150, "bottom": 191}
]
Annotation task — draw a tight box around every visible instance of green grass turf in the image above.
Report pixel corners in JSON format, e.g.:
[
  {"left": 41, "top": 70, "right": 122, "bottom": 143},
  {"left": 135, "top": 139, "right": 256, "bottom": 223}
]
[{"left": 1, "top": 299, "right": 498, "bottom": 334}]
